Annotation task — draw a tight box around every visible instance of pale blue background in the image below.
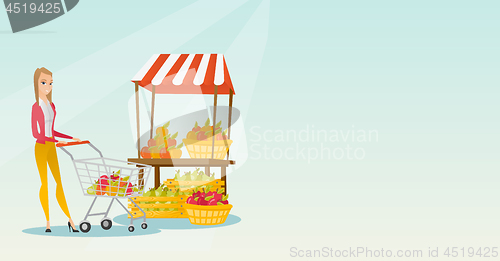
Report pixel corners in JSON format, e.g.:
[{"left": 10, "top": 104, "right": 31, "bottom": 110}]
[{"left": 1, "top": 0, "right": 500, "bottom": 260}]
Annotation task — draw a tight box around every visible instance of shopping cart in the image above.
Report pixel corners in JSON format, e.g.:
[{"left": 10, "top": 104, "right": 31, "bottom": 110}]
[{"left": 57, "top": 140, "right": 152, "bottom": 233}]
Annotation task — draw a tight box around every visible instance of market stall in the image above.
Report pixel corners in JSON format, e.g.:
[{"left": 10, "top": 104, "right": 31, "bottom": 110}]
[{"left": 127, "top": 53, "right": 236, "bottom": 196}]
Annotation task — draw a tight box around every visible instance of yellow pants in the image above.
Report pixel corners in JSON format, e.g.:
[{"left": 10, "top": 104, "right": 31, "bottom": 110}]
[{"left": 35, "top": 141, "right": 72, "bottom": 221}]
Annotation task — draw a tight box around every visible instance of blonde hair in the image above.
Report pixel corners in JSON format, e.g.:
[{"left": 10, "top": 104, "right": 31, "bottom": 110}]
[{"left": 34, "top": 67, "right": 53, "bottom": 105}]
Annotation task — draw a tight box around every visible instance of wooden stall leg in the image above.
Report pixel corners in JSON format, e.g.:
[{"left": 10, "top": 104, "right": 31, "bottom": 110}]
[
  {"left": 155, "top": 166, "right": 160, "bottom": 189},
  {"left": 227, "top": 88, "right": 233, "bottom": 160},
  {"left": 221, "top": 166, "right": 227, "bottom": 195},
  {"left": 150, "top": 85, "right": 156, "bottom": 139},
  {"left": 135, "top": 82, "right": 141, "bottom": 158},
  {"left": 205, "top": 166, "right": 210, "bottom": 178},
  {"left": 138, "top": 168, "right": 144, "bottom": 191},
  {"left": 212, "top": 85, "right": 218, "bottom": 159}
]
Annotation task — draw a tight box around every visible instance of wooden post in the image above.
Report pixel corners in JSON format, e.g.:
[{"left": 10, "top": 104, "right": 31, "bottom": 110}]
[
  {"left": 135, "top": 82, "right": 141, "bottom": 158},
  {"left": 150, "top": 85, "right": 156, "bottom": 139},
  {"left": 135, "top": 82, "right": 144, "bottom": 190},
  {"left": 211, "top": 85, "right": 218, "bottom": 159},
  {"left": 221, "top": 166, "right": 227, "bottom": 195},
  {"left": 226, "top": 88, "right": 233, "bottom": 160},
  {"left": 154, "top": 166, "right": 160, "bottom": 189},
  {"left": 205, "top": 166, "right": 210, "bottom": 179},
  {"left": 138, "top": 168, "right": 144, "bottom": 191}
]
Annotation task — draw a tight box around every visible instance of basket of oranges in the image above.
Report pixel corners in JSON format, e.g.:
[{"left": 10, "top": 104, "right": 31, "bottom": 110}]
[{"left": 183, "top": 119, "right": 232, "bottom": 160}]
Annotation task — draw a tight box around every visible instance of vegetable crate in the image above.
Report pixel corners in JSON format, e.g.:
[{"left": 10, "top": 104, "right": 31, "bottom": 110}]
[
  {"left": 128, "top": 179, "right": 224, "bottom": 218},
  {"left": 128, "top": 195, "right": 188, "bottom": 218},
  {"left": 164, "top": 179, "right": 225, "bottom": 194}
]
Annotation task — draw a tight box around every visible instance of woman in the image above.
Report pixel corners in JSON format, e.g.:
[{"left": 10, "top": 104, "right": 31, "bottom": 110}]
[{"left": 31, "top": 67, "right": 80, "bottom": 233}]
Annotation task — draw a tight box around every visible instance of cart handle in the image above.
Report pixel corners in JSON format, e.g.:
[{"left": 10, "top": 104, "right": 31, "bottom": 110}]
[
  {"left": 56, "top": 141, "right": 103, "bottom": 160},
  {"left": 56, "top": 140, "right": 90, "bottom": 147}
]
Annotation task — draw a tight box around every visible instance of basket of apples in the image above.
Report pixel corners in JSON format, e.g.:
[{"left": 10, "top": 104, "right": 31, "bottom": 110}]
[
  {"left": 184, "top": 186, "right": 232, "bottom": 225},
  {"left": 140, "top": 121, "right": 184, "bottom": 159},
  {"left": 183, "top": 118, "right": 232, "bottom": 160}
]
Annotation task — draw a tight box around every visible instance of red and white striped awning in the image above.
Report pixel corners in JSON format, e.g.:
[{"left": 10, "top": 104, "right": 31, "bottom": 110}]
[{"left": 131, "top": 54, "right": 235, "bottom": 95}]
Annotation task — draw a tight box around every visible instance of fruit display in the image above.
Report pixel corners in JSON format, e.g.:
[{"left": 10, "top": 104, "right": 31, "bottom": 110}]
[
  {"left": 169, "top": 168, "right": 219, "bottom": 195},
  {"left": 127, "top": 168, "right": 226, "bottom": 219},
  {"left": 86, "top": 170, "right": 139, "bottom": 197},
  {"left": 186, "top": 187, "right": 229, "bottom": 206},
  {"left": 127, "top": 183, "right": 188, "bottom": 218},
  {"left": 185, "top": 118, "right": 229, "bottom": 142},
  {"left": 140, "top": 185, "right": 180, "bottom": 211},
  {"left": 174, "top": 168, "right": 215, "bottom": 182},
  {"left": 140, "top": 121, "right": 184, "bottom": 159},
  {"left": 183, "top": 118, "right": 233, "bottom": 159}
]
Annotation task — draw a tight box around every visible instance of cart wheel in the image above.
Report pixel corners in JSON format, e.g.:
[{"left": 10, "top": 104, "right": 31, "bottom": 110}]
[
  {"left": 128, "top": 225, "right": 135, "bottom": 232},
  {"left": 141, "top": 222, "right": 147, "bottom": 229},
  {"left": 101, "top": 219, "right": 112, "bottom": 230},
  {"left": 80, "top": 222, "right": 91, "bottom": 233}
]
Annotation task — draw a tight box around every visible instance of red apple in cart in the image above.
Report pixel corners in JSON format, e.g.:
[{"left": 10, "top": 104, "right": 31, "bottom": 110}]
[
  {"left": 98, "top": 175, "right": 109, "bottom": 188},
  {"left": 141, "top": 146, "right": 151, "bottom": 158},
  {"left": 126, "top": 185, "right": 133, "bottom": 195},
  {"left": 111, "top": 172, "right": 120, "bottom": 181}
]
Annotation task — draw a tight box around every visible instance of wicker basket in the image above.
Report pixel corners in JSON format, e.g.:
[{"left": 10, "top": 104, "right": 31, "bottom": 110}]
[
  {"left": 183, "top": 139, "right": 233, "bottom": 160},
  {"left": 184, "top": 203, "right": 233, "bottom": 225}
]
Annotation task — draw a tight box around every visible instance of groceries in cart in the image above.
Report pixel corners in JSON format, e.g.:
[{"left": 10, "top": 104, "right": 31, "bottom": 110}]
[
  {"left": 57, "top": 140, "right": 152, "bottom": 233},
  {"left": 86, "top": 170, "right": 140, "bottom": 197}
]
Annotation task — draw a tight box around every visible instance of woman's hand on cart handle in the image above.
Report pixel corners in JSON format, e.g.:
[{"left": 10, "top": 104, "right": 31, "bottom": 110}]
[
  {"left": 72, "top": 138, "right": 81, "bottom": 142},
  {"left": 56, "top": 140, "right": 90, "bottom": 147}
]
